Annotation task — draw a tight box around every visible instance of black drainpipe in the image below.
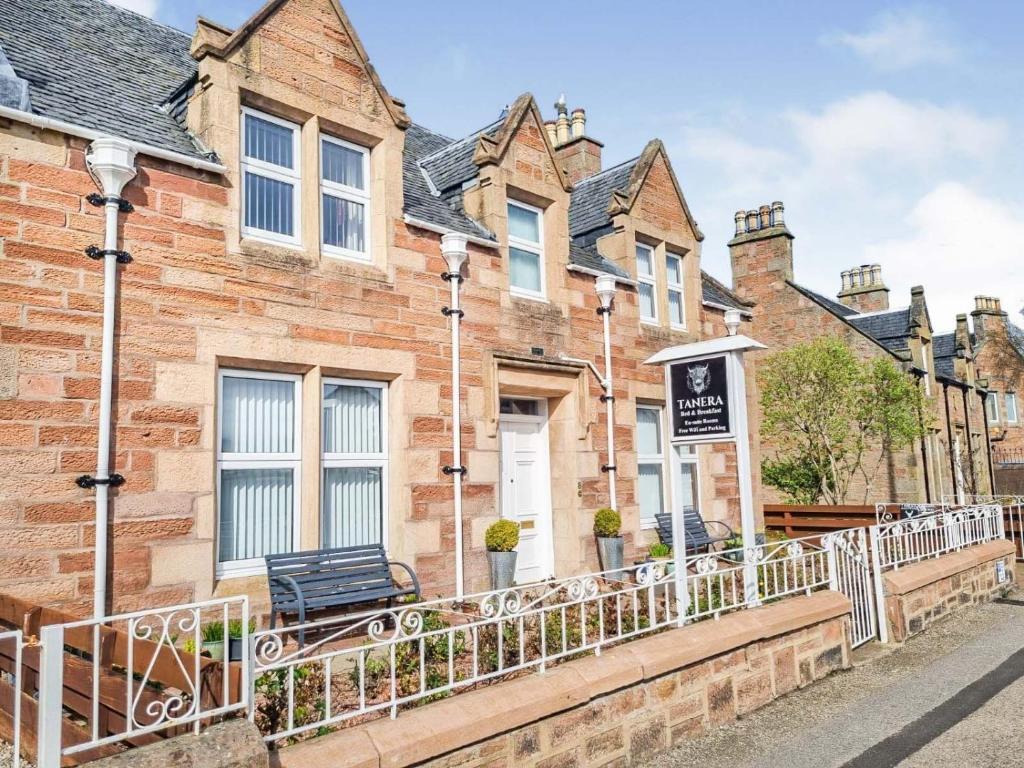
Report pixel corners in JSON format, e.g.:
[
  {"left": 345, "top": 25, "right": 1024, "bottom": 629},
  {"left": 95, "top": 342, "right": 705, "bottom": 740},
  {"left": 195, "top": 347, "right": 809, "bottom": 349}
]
[
  {"left": 942, "top": 381, "right": 957, "bottom": 495},
  {"left": 961, "top": 385, "right": 977, "bottom": 492},
  {"left": 911, "top": 369, "right": 931, "bottom": 502},
  {"left": 980, "top": 390, "right": 996, "bottom": 494}
]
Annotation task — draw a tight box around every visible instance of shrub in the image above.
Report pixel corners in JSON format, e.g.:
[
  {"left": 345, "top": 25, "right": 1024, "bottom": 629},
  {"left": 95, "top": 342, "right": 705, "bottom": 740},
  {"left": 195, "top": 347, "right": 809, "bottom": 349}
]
[
  {"left": 648, "top": 542, "right": 671, "bottom": 558},
  {"left": 485, "top": 519, "right": 520, "bottom": 552},
  {"left": 228, "top": 617, "right": 256, "bottom": 638},
  {"left": 593, "top": 508, "right": 621, "bottom": 538},
  {"left": 201, "top": 621, "right": 224, "bottom": 643}
]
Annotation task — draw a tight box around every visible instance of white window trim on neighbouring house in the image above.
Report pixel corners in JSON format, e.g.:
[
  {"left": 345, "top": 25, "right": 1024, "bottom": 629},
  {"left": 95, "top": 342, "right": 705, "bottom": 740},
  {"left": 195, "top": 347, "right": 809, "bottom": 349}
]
[
  {"left": 320, "top": 134, "right": 372, "bottom": 263},
  {"left": 240, "top": 107, "right": 302, "bottom": 247},
  {"left": 507, "top": 200, "right": 546, "bottom": 300},
  {"left": 637, "top": 405, "right": 666, "bottom": 529},
  {"left": 636, "top": 243, "right": 657, "bottom": 325},
  {"left": 987, "top": 391, "right": 1000, "bottom": 424},
  {"left": 920, "top": 341, "right": 931, "bottom": 397},
  {"left": 1005, "top": 392, "right": 1018, "bottom": 424},
  {"left": 666, "top": 252, "right": 686, "bottom": 330},
  {"left": 321, "top": 377, "right": 389, "bottom": 550},
  {"left": 216, "top": 368, "right": 302, "bottom": 579}
]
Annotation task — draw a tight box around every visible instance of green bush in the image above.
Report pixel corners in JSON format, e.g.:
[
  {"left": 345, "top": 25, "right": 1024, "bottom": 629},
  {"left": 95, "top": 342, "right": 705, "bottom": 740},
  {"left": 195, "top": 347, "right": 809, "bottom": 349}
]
[
  {"left": 648, "top": 542, "right": 671, "bottom": 558},
  {"left": 228, "top": 617, "right": 256, "bottom": 639},
  {"left": 485, "top": 519, "right": 520, "bottom": 552},
  {"left": 201, "top": 621, "right": 224, "bottom": 643},
  {"left": 593, "top": 508, "right": 621, "bottom": 538}
]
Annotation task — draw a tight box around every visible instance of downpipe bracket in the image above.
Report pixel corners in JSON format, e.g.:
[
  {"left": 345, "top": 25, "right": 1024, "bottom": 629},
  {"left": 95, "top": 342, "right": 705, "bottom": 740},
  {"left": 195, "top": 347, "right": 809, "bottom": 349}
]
[
  {"left": 442, "top": 465, "right": 467, "bottom": 476},
  {"left": 601, "top": 464, "right": 617, "bottom": 473},
  {"left": 76, "top": 473, "right": 126, "bottom": 489},
  {"left": 85, "top": 245, "right": 132, "bottom": 264},
  {"left": 86, "top": 192, "right": 134, "bottom": 213},
  {"left": 441, "top": 307, "right": 465, "bottom": 318},
  {"left": 440, "top": 271, "right": 464, "bottom": 283}
]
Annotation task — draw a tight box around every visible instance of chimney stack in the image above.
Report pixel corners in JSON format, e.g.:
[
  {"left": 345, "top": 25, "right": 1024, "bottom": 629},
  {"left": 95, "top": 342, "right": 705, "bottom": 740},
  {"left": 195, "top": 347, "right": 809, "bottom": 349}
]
[
  {"left": 728, "top": 200, "right": 794, "bottom": 300},
  {"left": 549, "top": 95, "right": 603, "bottom": 185},
  {"left": 837, "top": 264, "right": 889, "bottom": 313},
  {"left": 971, "top": 295, "right": 1007, "bottom": 344}
]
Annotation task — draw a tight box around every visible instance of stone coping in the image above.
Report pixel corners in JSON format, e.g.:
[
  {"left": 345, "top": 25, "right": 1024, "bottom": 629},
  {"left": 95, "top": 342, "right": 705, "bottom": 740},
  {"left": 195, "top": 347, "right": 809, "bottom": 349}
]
[
  {"left": 275, "top": 591, "right": 851, "bottom": 768},
  {"left": 882, "top": 540, "right": 1015, "bottom": 596}
]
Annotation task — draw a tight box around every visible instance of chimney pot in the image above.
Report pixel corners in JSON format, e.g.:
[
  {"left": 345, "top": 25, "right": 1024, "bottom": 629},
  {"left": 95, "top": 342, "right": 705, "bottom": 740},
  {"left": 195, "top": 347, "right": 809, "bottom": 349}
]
[
  {"left": 571, "top": 108, "right": 585, "bottom": 139},
  {"left": 746, "top": 210, "right": 759, "bottom": 231},
  {"left": 771, "top": 201, "right": 785, "bottom": 227},
  {"left": 758, "top": 205, "right": 771, "bottom": 229},
  {"left": 734, "top": 210, "right": 746, "bottom": 236},
  {"left": 544, "top": 120, "right": 557, "bottom": 147}
]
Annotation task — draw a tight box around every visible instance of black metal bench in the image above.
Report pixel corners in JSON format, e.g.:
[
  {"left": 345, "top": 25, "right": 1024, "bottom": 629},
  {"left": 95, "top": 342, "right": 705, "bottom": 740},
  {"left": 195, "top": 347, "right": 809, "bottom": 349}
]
[
  {"left": 655, "top": 508, "right": 736, "bottom": 554},
  {"left": 265, "top": 544, "right": 421, "bottom": 646}
]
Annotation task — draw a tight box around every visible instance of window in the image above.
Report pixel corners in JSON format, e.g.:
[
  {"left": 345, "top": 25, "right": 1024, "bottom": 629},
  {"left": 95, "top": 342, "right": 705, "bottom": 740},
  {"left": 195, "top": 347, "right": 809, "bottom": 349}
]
[
  {"left": 241, "top": 108, "right": 301, "bottom": 245},
  {"left": 636, "top": 406, "right": 666, "bottom": 527},
  {"left": 508, "top": 201, "right": 544, "bottom": 298},
  {"left": 500, "top": 398, "right": 540, "bottom": 416},
  {"left": 321, "top": 379, "right": 388, "bottom": 549},
  {"left": 636, "top": 244, "right": 657, "bottom": 323},
  {"left": 920, "top": 341, "right": 931, "bottom": 396},
  {"left": 217, "top": 370, "right": 301, "bottom": 576},
  {"left": 666, "top": 253, "right": 685, "bottom": 329},
  {"left": 987, "top": 392, "right": 1000, "bottom": 424},
  {"left": 321, "top": 135, "right": 371, "bottom": 261},
  {"left": 1006, "top": 392, "right": 1018, "bottom": 424}
]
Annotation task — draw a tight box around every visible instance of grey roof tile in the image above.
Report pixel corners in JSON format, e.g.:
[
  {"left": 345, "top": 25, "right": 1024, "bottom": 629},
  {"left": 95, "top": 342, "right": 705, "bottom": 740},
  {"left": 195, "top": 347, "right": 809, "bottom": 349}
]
[
  {"left": 933, "top": 332, "right": 957, "bottom": 378},
  {"left": 0, "top": 0, "right": 207, "bottom": 158},
  {"left": 847, "top": 309, "right": 913, "bottom": 353},
  {"left": 418, "top": 118, "right": 504, "bottom": 194},
  {"left": 789, "top": 282, "right": 858, "bottom": 318},
  {"left": 701, "top": 272, "right": 749, "bottom": 312},
  {"left": 568, "top": 158, "right": 638, "bottom": 237},
  {"left": 568, "top": 243, "right": 628, "bottom": 278}
]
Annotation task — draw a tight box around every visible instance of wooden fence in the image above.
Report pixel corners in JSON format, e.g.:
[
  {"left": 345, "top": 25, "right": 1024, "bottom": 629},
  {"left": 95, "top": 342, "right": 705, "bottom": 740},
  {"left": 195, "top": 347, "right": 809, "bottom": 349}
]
[
  {"left": 0, "top": 594, "right": 243, "bottom": 765},
  {"left": 764, "top": 504, "right": 879, "bottom": 538}
]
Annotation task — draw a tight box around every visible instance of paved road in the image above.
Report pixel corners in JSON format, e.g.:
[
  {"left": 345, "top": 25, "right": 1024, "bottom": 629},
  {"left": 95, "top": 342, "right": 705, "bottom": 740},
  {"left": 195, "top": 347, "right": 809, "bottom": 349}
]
[{"left": 655, "top": 595, "right": 1024, "bottom": 768}]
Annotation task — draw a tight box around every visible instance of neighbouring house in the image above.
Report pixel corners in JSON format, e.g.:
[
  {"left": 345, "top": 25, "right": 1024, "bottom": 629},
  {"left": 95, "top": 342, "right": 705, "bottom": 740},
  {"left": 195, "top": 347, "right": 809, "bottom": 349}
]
[
  {"left": 727, "top": 206, "right": 992, "bottom": 505},
  {"left": 969, "top": 296, "right": 1024, "bottom": 488},
  {"left": 0, "top": 0, "right": 758, "bottom": 615}
]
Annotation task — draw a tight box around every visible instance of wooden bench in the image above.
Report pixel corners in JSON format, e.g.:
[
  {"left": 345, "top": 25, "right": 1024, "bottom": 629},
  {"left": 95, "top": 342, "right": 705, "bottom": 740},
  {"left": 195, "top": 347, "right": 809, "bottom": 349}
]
[
  {"left": 265, "top": 544, "right": 421, "bottom": 646},
  {"left": 655, "top": 508, "right": 736, "bottom": 554}
]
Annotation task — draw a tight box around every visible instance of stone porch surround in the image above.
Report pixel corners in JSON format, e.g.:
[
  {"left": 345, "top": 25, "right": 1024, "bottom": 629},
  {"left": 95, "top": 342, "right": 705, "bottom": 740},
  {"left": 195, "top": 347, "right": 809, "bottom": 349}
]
[
  {"left": 882, "top": 539, "right": 1015, "bottom": 643},
  {"left": 277, "top": 591, "right": 852, "bottom": 768}
]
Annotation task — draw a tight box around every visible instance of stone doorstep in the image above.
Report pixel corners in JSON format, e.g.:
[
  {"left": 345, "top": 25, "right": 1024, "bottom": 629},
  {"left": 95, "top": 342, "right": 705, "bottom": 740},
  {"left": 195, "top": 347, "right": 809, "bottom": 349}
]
[
  {"left": 882, "top": 540, "right": 1016, "bottom": 596},
  {"left": 275, "top": 591, "right": 851, "bottom": 768}
]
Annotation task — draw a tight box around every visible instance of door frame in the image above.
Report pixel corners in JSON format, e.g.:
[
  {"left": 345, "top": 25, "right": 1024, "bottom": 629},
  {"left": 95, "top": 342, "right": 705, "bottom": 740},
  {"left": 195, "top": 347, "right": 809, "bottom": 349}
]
[{"left": 498, "top": 397, "right": 554, "bottom": 582}]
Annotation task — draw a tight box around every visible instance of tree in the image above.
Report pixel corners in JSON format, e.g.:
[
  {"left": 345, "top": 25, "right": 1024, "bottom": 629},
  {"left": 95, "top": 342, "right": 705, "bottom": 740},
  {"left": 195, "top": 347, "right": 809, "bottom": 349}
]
[{"left": 759, "top": 336, "right": 927, "bottom": 504}]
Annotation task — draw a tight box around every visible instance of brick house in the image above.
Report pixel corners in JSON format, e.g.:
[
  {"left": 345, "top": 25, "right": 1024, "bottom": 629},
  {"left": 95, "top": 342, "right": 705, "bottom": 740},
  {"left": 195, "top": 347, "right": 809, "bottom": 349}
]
[
  {"left": 970, "top": 297, "right": 1024, "bottom": 465},
  {"left": 727, "top": 207, "right": 992, "bottom": 505},
  {"left": 0, "top": 0, "right": 757, "bottom": 614}
]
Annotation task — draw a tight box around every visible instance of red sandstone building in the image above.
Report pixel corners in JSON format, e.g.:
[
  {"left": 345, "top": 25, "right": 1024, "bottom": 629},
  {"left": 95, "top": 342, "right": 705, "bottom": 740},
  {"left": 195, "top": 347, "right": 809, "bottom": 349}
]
[
  {"left": 727, "top": 210, "right": 993, "bottom": 505},
  {"left": 0, "top": 0, "right": 758, "bottom": 613}
]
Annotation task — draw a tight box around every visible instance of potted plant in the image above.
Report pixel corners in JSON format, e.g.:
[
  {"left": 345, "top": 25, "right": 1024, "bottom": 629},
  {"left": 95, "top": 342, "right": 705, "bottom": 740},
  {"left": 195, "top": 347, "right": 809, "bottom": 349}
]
[
  {"left": 647, "top": 542, "right": 674, "bottom": 575},
  {"left": 594, "top": 508, "right": 623, "bottom": 578},
  {"left": 200, "top": 620, "right": 224, "bottom": 661},
  {"left": 227, "top": 618, "right": 255, "bottom": 662},
  {"left": 485, "top": 519, "right": 520, "bottom": 590}
]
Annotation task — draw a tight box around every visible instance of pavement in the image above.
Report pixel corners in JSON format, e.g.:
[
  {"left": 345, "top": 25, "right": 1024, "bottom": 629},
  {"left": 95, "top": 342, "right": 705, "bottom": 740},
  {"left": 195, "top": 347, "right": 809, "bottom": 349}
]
[{"left": 656, "top": 594, "right": 1024, "bottom": 768}]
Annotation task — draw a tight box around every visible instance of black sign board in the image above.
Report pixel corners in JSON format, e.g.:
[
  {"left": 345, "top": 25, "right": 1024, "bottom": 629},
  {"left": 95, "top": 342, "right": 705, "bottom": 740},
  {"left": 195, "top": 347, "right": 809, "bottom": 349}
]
[{"left": 669, "top": 355, "right": 731, "bottom": 441}]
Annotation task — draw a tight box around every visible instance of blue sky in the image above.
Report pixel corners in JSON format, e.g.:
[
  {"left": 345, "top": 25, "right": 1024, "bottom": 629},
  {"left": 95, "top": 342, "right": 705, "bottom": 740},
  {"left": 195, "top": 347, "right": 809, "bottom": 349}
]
[{"left": 120, "top": 0, "right": 1023, "bottom": 331}]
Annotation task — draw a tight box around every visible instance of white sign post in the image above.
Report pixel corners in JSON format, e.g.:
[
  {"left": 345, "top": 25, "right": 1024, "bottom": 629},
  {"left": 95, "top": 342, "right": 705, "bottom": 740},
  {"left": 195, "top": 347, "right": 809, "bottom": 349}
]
[{"left": 645, "top": 332, "right": 766, "bottom": 624}]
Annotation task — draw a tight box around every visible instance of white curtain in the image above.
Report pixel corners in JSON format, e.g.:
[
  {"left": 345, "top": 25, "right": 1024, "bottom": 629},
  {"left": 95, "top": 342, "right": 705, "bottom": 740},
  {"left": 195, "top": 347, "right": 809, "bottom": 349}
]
[
  {"left": 221, "top": 376, "right": 296, "bottom": 454},
  {"left": 322, "top": 384, "right": 381, "bottom": 453},
  {"left": 322, "top": 141, "right": 365, "bottom": 189},
  {"left": 244, "top": 172, "right": 294, "bottom": 237},
  {"left": 510, "top": 247, "right": 541, "bottom": 293},
  {"left": 245, "top": 114, "right": 293, "bottom": 168},
  {"left": 322, "top": 467, "right": 383, "bottom": 548},
  {"left": 219, "top": 468, "right": 294, "bottom": 562},
  {"left": 637, "top": 464, "right": 664, "bottom": 524},
  {"left": 322, "top": 194, "right": 366, "bottom": 253}
]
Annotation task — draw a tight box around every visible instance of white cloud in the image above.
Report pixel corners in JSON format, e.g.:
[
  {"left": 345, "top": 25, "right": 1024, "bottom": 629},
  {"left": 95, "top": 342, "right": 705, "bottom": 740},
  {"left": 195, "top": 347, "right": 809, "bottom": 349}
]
[
  {"left": 864, "top": 183, "right": 1024, "bottom": 330},
  {"left": 823, "top": 8, "right": 958, "bottom": 70},
  {"left": 106, "top": 0, "right": 159, "bottom": 18},
  {"left": 788, "top": 92, "right": 1007, "bottom": 179}
]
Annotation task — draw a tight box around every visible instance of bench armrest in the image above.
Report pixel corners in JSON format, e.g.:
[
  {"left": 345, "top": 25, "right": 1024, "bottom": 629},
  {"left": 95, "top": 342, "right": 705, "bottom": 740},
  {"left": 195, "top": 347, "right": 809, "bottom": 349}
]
[
  {"left": 704, "top": 520, "right": 737, "bottom": 541},
  {"left": 269, "top": 573, "right": 305, "bottom": 607},
  {"left": 389, "top": 560, "right": 421, "bottom": 597}
]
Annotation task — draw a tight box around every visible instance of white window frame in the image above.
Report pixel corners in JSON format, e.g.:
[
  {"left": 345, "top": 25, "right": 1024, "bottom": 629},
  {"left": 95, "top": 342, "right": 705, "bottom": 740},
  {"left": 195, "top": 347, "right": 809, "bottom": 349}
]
[
  {"left": 507, "top": 200, "right": 546, "bottom": 300},
  {"left": 637, "top": 405, "right": 667, "bottom": 529},
  {"left": 987, "top": 391, "right": 1001, "bottom": 424},
  {"left": 1006, "top": 392, "right": 1018, "bottom": 424},
  {"left": 920, "top": 341, "right": 932, "bottom": 396},
  {"left": 321, "top": 377, "right": 389, "bottom": 550},
  {"left": 240, "top": 107, "right": 302, "bottom": 247},
  {"left": 636, "top": 243, "right": 658, "bottom": 325},
  {"left": 216, "top": 368, "right": 302, "bottom": 578},
  {"left": 666, "top": 252, "right": 686, "bottom": 330},
  {"left": 320, "top": 134, "right": 372, "bottom": 263}
]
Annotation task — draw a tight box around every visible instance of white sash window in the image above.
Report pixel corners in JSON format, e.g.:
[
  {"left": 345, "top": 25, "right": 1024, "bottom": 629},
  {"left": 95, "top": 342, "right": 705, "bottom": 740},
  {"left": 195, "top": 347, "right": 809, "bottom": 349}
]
[
  {"left": 508, "top": 201, "right": 545, "bottom": 299},
  {"left": 636, "top": 244, "right": 657, "bottom": 323},
  {"left": 321, "top": 135, "right": 371, "bottom": 262},
  {"left": 637, "top": 405, "right": 666, "bottom": 527},
  {"left": 1006, "top": 392, "right": 1018, "bottom": 424},
  {"left": 666, "top": 252, "right": 685, "bottom": 329},
  {"left": 241, "top": 108, "right": 301, "bottom": 246}
]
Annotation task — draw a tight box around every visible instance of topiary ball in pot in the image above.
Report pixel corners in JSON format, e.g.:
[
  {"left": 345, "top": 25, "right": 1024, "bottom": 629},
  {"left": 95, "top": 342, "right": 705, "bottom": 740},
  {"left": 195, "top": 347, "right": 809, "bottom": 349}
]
[
  {"left": 485, "top": 519, "right": 520, "bottom": 590},
  {"left": 593, "top": 508, "right": 624, "bottom": 578}
]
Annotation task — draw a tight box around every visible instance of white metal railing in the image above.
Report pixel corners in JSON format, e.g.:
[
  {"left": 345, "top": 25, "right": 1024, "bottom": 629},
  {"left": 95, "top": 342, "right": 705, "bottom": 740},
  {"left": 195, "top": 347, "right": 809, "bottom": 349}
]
[
  {"left": 957, "top": 494, "right": 1024, "bottom": 561},
  {"left": 869, "top": 504, "right": 1004, "bottom": 575},
  {"left": 36, "top": 596, "right": 249, "bottom": 768},
  {"left": 0, "top": 629, "right": 22, "bottom": 768},
  {"left": 249, "top": 536, "right": 832, "bottom": 743}
]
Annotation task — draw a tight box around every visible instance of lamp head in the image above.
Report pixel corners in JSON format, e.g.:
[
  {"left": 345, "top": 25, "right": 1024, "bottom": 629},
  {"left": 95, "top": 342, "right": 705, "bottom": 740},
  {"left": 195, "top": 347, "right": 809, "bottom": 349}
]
[
  {"left": 724, "top": 309, "right": 742, "bottom": 336},
  {"left": 595, "top": 274, "right": 617, "bottom": 310}
]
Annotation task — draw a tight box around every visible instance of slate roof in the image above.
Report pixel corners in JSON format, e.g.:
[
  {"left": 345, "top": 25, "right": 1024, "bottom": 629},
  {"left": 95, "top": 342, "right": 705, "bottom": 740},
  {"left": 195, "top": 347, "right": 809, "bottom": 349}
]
[
  {"left": 418, "top": 118, "right": 504, "bottom": 194},
  {"left": 788, "top": 282, "right": 858, "bottom": 319},
  {"left": 846, "top": 308, "right": 913, "bottom": 353},
  {"left": 568, "top": 158, "right": 638, "bottom": 238},
  {"left": 1007, "top": 323, "right": 1024, "bottom": 359},
  {"left": 0, "top": 0, "right": 208, "bottom": 159},
  {"left": 701, "top": 272, "right": 750, "bottom": 313},
  {"left": 932, "top": 332, "right": 958, "bottom": 378}
]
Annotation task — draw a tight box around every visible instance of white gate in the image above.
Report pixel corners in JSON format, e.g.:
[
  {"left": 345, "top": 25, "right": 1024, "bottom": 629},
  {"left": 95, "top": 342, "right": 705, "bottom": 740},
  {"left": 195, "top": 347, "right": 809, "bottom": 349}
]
[{"left": 825, "top": 528, "right": 878, "bottom": 648}]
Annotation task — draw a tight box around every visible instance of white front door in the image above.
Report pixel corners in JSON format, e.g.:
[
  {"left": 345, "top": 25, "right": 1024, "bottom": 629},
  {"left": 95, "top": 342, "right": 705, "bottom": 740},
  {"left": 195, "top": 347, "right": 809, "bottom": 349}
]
[{"left": 499, "top": 398, "right": 553, "bottom": 584}]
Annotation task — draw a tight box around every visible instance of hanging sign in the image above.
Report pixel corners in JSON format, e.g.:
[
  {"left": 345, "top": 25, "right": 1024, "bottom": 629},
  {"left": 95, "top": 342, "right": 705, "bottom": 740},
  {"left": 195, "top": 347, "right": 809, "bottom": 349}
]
[{"left": 669, "top": 354, "right": 732, "bottom": 442}]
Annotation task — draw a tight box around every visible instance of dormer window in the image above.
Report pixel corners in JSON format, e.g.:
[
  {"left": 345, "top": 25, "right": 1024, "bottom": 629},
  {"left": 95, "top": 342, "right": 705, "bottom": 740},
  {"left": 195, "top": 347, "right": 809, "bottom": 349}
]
[
  {"left": 508, "top": 201, "right": 545, "bottom": 299},
  {"left": 321, "top": 135, "right": 371, "bottom": 261},
  {"left": 666, "top": 252, "right": 685, "bottom": 329},
  {"left": 241, "top": 108, "right": 302, "bottom": 246},
  {"left": 636, "top": 244, "right": 657, "bottom": 323}
]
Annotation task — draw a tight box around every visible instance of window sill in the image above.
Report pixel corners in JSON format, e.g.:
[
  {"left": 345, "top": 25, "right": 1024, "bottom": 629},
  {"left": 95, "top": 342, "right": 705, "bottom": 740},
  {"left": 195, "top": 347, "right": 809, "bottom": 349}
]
[{"left": 510, "top": 290, "right": 549, "bottom": 304}]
